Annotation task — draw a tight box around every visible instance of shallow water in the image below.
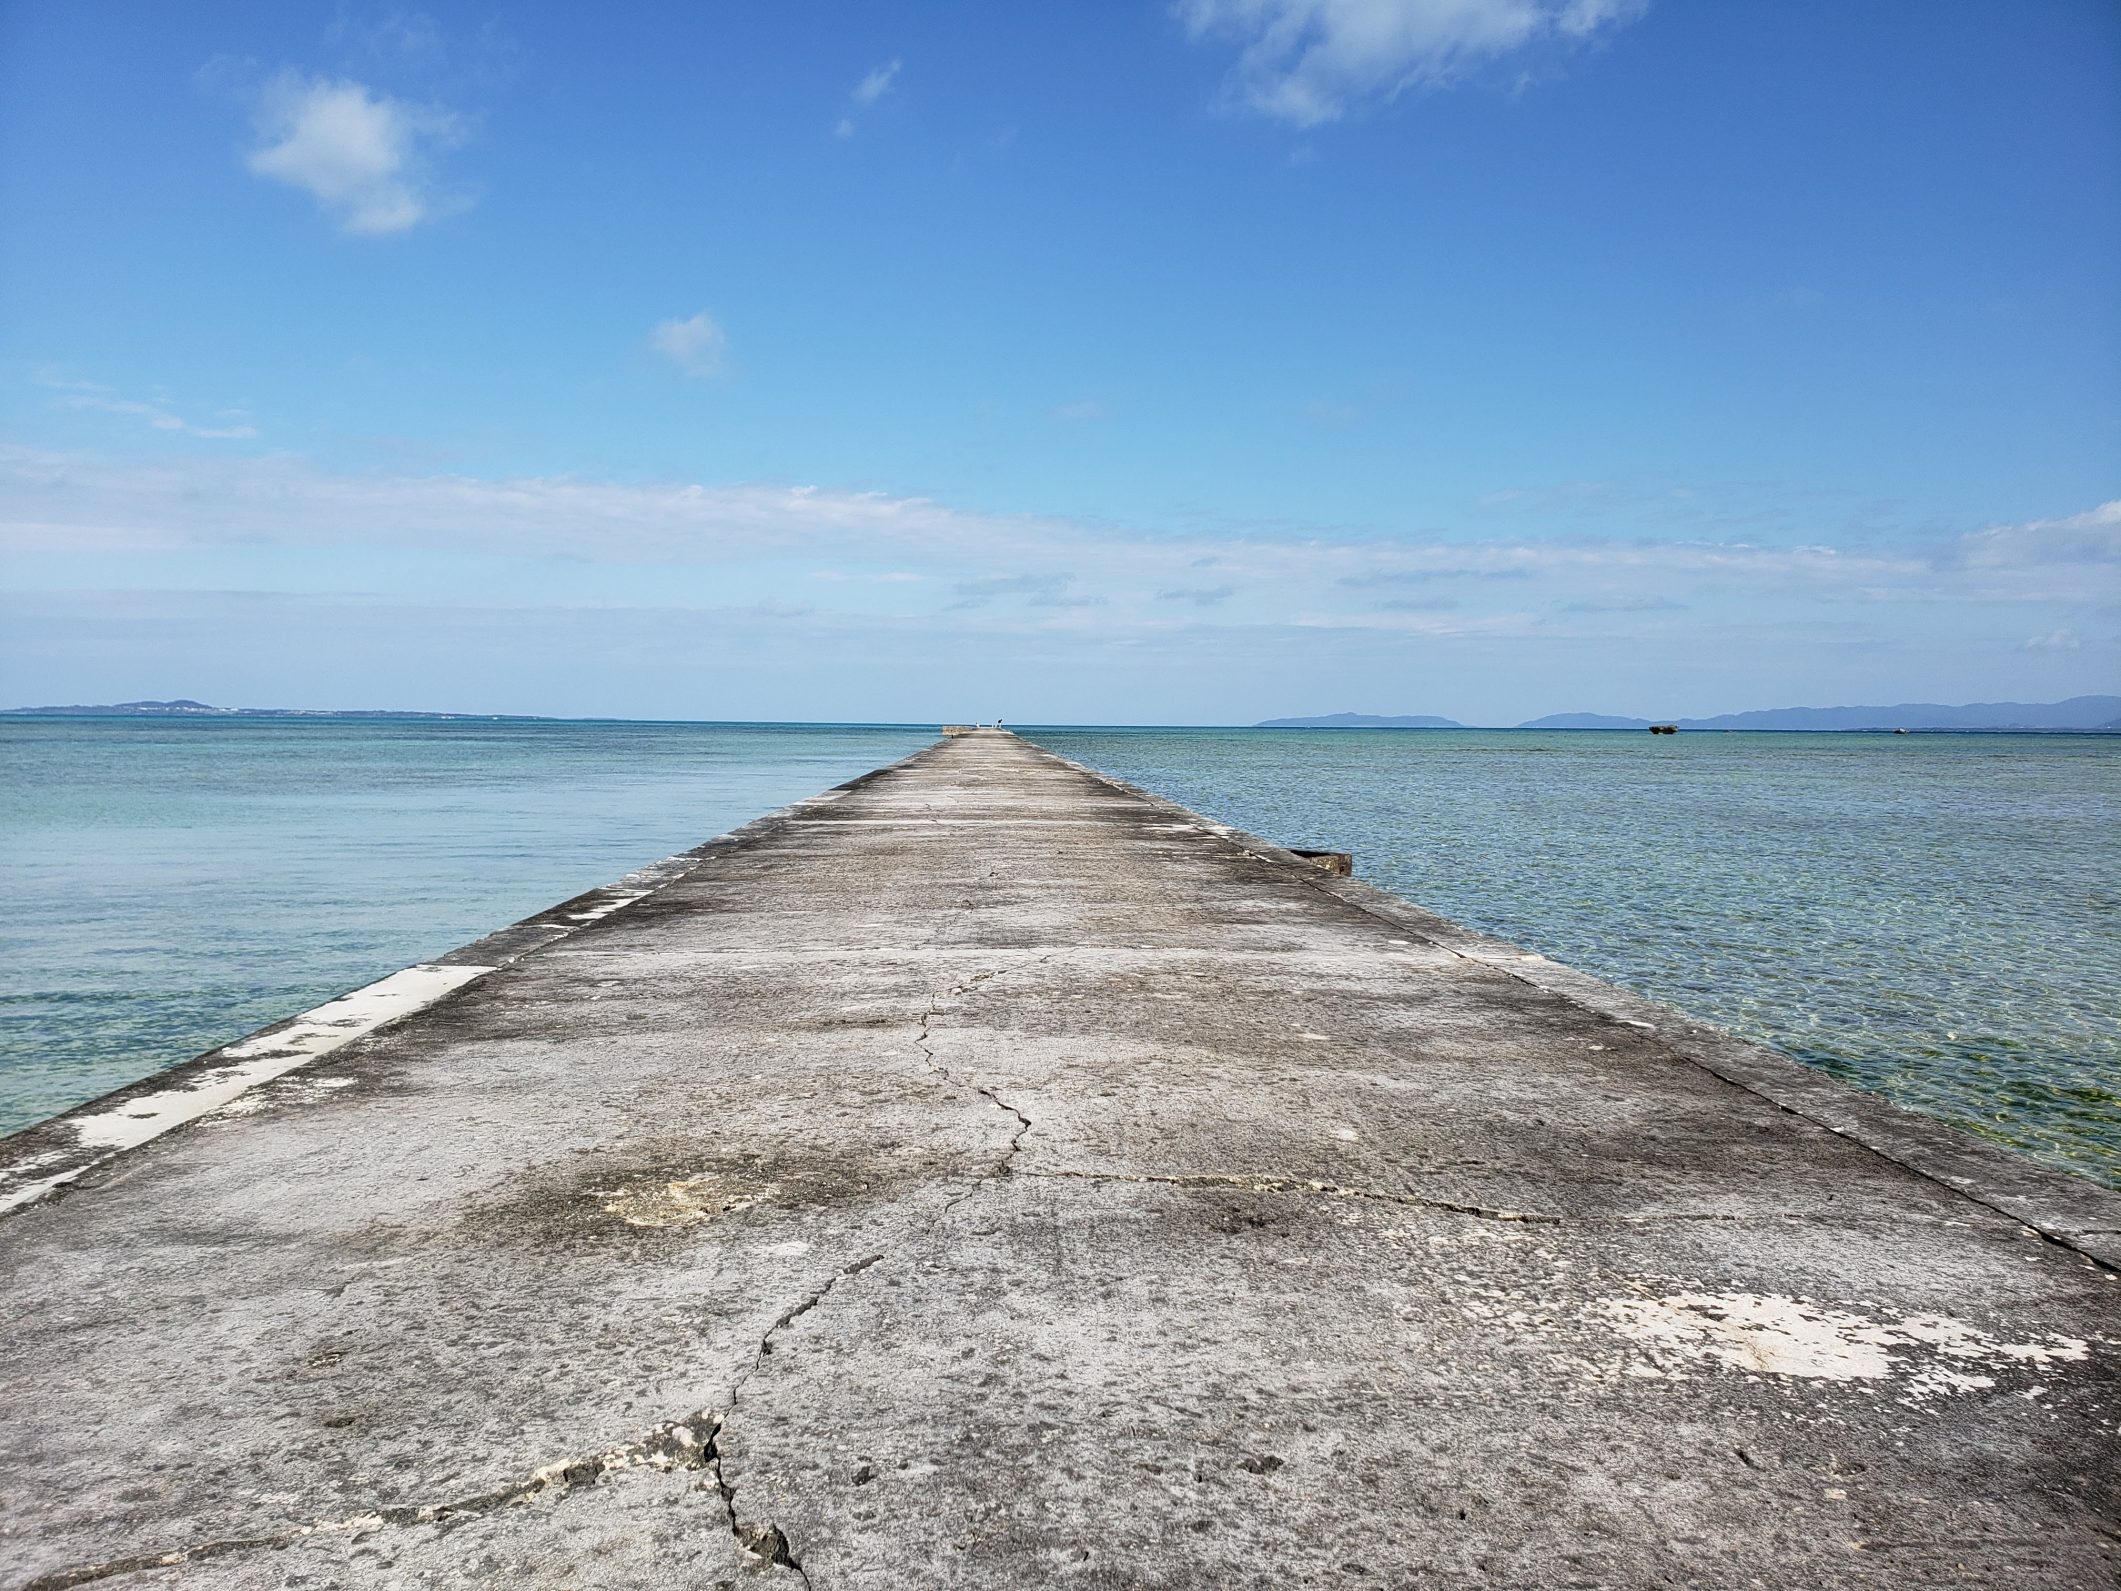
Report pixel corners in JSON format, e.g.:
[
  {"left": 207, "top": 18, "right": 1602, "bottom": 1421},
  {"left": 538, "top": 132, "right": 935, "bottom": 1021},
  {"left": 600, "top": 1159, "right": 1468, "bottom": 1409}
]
[
  {"left": 0, "top": 718, "right": 932, "bottom": 1129},
  {"left": 3, "top": 718, "right": 2115, "bottom": 1189},
  {"left": 1029, "top": 727, "right": 2121, "bottom": 1188}
]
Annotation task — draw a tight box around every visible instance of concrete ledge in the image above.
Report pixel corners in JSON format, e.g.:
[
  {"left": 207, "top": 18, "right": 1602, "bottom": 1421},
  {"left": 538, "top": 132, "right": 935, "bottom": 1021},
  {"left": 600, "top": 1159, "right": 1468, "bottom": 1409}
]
[
  {"left": 1033, "top": 741, "right": 2121, "bottom": 1269},
  {"left": 0, "top": 743, "right": 940, "bottom": 1218}
]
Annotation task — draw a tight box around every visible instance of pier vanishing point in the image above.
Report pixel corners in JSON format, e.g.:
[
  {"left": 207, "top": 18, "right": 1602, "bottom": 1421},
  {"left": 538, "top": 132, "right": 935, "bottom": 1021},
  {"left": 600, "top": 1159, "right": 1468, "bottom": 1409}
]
[{"left": 2, "top": 730, "right": 2116, "bottom": 1588}]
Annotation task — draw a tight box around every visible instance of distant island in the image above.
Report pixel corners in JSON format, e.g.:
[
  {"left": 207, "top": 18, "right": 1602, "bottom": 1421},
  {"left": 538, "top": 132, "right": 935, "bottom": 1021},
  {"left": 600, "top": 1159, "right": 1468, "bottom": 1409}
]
[
  {"left": 1518, "top": 712, "right": 1664, "bottom": 730},
  {"left": 1255, "top": 711, "right": 1465, "bottom": 729},
  {"left": 10, "top": 696, "right": 2118, "bottom": 732},
  {"left": 1, "top": 699, "right": 551, "bottom": 721},
  {"left": 1263, "top": 696, "right": 2121, "bottom": 732}
]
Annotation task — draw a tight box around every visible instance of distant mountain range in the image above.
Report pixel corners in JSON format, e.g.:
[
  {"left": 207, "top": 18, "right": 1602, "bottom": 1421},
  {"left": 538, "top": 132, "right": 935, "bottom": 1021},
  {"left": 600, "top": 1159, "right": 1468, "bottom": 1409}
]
[
  {"left": 1, "top": 699, "right": 549, "bottom": 721},
  {"left": 9, "top": 696, "right": 2117, "bottom": 732},
  {"left": 1262, "top": 696, "right": 2121, "bottom": 732}
]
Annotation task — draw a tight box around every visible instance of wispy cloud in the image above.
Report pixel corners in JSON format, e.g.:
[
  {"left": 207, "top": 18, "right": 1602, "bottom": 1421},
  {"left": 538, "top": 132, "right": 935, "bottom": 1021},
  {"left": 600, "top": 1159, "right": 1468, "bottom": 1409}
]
[
  {"left": 49, "top": 384, "right": 258, "bottom": 440},
  {"left": 949, "top": 572, "right": 1105, "bottom": 610},
  {"left": 1344, "top": 566, "right": 1531, "bottom": 585},
  {"left": 5, "top": 451, "right": 2111, "bottom": 721},
  {"left": 1178, "top": 0, "right": 1648, "bottom": 126},
  {"left": 2, "top": 449, "right": 2112, "bottom": 663},
  {"left": 325, "top": 9, "right": 448, "bottom": 69},
  {"left": 854, "top": 58, "right": 902, "bottom": 105},
  {"left": 244, "top": 71, "right": 467, "bottom": 234},
  {"left": 1052, "top": 400, "right": 1107, "bottom": 423},
  {"left": 1561, "top": 595, "right": 1685, "bottom": 612},
  {"left": 651, "top": 311, "right": 729, "bottom": 378},
  {"left": 2022, "top": 628, "right": 2081, "bottom": 652},
  {"left": 1374, "top": 595, "right": 1458, "bottom": 611},
  {"left": 1946, "top": 500, "right": 2121, "bottom": 571},
  {"left": 836, "top": 57, "right": 902, "bottom": 137}
]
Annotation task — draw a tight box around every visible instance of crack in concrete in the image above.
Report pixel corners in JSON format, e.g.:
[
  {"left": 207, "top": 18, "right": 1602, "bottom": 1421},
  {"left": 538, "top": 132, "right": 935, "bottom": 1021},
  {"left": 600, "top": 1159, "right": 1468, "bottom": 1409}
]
[
  {"left": 705, "top": 1250, "right": 894, "bottom": 1589},
  {"left": 672, "top": 964, "right": 1053, "bottom": 1591},
  {"left": 1021, "top": 1168, "right": 1563, "bottom": 1223},
  {"left": 25, "top": 1243, "right": 909, "bottom": 1590},
  {"left": 1020, "top": 1169, "right": 1823, "bottom": 1228},
  {"left": 977, "top": 1083, "right": 1033, "bottom": 1163},
  {"left": 913, "top": 971, "right": 996, "bottom": 1087},
  {"left": 18, "top": 1414, "right": 720, "bottom": 1589},
  {"left": 1046, "top": 748, "right": 2121, "bottom": 1272},
  {"left": 914, "top": 963, "right": 1042, "bottom": 1173}
]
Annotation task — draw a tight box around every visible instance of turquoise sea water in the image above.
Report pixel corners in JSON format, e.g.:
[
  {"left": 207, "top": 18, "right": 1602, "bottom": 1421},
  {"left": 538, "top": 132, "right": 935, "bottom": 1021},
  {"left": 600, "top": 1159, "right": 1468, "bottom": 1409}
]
[
  {"left": 0, "top": 719, "right": 933, "bottom": 1130},
  {"left": 1031, "top": 727, "right": 2120, "bottom": 1188},
  {"left": 2, "top": 718, "right": 2115, "bottom": 1188}
]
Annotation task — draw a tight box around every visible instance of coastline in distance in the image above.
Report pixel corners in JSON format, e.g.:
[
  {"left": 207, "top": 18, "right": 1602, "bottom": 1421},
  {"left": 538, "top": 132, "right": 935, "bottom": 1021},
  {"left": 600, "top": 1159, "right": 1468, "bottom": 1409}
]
[{"left": 1263, "top": 696, "right": 2121, "bottom": 732}]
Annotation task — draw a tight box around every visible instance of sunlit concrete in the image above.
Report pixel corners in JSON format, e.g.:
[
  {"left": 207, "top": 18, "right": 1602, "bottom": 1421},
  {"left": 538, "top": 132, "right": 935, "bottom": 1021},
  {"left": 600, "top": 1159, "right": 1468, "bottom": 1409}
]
[{"left": 1, "top": 730, "right": 2115, "bottom": 1588}]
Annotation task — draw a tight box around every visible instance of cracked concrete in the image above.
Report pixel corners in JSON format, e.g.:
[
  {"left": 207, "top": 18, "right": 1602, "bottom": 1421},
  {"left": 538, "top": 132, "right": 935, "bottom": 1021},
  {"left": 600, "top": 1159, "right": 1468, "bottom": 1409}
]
[
  {"left": 1, "top": 729, "right": 2117, "bottom": 1588},
  {"left": 18, "top": 1411, "right": 723, "bottom": 1590}
]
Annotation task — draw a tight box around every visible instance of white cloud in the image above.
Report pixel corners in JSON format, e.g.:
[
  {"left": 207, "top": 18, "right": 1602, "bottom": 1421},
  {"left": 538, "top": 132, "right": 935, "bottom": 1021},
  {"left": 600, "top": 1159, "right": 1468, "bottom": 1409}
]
[
  {"left": 1178, "top": 0, "right": 1647, "bottom": 125},
  {"left": 837, "top": 57, "right": 902, "bottom": 136},
  {"left": 1052, "top": 400, "right": 1107, "bottom": 423},
  {"left": 7, "top": 452, "right": 2107, "bottom": 721},
  {"left": 4, "top": 447, "right": 2114, "bottom": 645},
  {"left": 245, "top": 72, "right": 465, "bottom": 234},
  {"left": 853, "top": 59, "right": 902, "bottom": 105},
  {"left": 651, "top": 312, "right": 729, "bottom": 378},
  {"left": 1949, "top": 500, "right": 2121, "bottom": 571}
]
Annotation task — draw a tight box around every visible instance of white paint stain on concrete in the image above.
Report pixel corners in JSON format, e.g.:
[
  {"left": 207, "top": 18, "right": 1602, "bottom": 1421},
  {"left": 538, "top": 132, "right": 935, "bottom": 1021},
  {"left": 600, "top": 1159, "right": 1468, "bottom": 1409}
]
[
  {"left": 211, "top": 964, "right": 492, "bottom": 1072},
  {"left": 2, "top": 818, "right": 764, "bottom": 1223},
  {"left": 560, "top": 892, "right": 653, "bottom": 924},
  {"left": 1597, "top": 1291, "right": 2090, "bottom": 1391},
  {"left": 0, "top": 963, "right": 493, "bottom": 1215}
]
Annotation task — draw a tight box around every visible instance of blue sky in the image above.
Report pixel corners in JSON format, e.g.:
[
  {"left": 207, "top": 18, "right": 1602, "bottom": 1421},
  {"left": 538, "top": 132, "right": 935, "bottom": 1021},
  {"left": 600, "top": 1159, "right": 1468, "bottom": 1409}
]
[{"left": 1, "top": 0, "right": 2115, "bottom": 723}]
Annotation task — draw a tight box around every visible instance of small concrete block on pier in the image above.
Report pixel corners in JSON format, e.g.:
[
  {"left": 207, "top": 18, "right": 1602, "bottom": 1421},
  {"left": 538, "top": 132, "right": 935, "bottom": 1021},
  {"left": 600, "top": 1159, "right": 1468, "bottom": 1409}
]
[{"left": 1, "top": 729, "right": 2115, "bottom": 1588}]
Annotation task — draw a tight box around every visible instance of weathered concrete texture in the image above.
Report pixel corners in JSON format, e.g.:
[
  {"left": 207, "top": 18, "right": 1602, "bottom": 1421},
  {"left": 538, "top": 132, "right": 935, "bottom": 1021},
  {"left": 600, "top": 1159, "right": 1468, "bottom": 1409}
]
[{"left": 1, "top": 730, "right": 2116, "bottom": 1590}]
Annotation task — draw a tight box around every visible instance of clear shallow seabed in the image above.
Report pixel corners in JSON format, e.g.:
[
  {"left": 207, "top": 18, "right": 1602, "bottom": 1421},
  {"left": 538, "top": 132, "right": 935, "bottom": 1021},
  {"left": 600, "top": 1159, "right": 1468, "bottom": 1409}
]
[
  {"left": 0, "top": 719, "right": 934, "bottom": 1131},
  {"left": 1029, "top": 727, "right": 2120, "bottom": 1189},
  {"left": 2, "top": 718, "right": 2115, "bottom": 1190}
]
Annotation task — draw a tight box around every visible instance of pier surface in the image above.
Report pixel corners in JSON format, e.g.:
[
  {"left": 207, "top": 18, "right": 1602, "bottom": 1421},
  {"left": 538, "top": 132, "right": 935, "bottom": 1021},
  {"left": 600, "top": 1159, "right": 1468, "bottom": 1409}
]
[{"left": 2, "top": 730, "right": 2116, "bottom": 1588}]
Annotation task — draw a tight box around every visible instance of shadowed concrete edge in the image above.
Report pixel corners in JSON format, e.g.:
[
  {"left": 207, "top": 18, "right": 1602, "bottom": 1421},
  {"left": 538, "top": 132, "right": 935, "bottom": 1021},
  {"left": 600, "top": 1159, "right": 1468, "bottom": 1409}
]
[
  {"left": 1024, "top": 735, "right": 2121, "bottom": 1270},
  {"left": 0, "top": 740, "right": 946, "bottom": 1219}
]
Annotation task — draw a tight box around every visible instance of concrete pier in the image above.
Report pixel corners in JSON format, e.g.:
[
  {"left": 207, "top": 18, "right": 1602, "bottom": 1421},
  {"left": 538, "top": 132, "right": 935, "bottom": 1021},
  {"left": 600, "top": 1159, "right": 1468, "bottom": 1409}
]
[{"left": 2, "top": 730, "right": 2116, "bottom": 1588}]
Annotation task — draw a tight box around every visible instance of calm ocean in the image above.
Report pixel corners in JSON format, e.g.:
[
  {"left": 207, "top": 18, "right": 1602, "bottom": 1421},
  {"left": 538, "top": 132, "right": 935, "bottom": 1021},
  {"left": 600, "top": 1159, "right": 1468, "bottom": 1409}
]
[
  {"left": 3, "top": 718, "right": 2115, "bottom": 1188},
  {"left": 0, "top": 719, "right": 934, "bottom": 1131}
]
